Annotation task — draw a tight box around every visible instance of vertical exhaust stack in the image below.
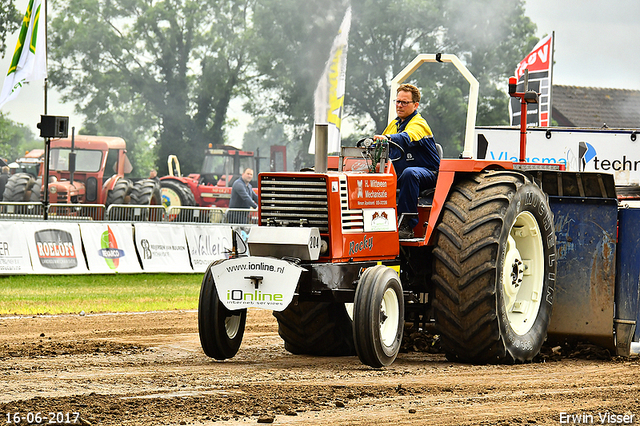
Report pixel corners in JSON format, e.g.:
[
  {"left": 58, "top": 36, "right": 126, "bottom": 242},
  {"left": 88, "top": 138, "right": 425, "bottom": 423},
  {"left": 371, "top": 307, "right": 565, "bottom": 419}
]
[{"left": 314, "top": 123, "right": 329, "bottom": 173}]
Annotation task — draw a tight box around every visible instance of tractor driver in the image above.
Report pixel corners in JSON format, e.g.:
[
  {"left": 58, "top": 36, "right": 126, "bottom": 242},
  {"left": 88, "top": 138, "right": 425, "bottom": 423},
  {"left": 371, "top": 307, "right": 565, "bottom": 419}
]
[{"left": 373, "top": 83, "right": 440, "bottom": 239}]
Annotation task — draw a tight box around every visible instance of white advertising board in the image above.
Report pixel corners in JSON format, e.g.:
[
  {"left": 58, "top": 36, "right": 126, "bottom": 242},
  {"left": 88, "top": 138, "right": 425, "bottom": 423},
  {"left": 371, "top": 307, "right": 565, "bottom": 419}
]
[
  {"left": 80, "top": 223, "right": 142, "bottom": 273},
  {"left": 0, "top": 222, "right": 33, "bottom": 274},
  {"left": 134, "top": 223, "right": 192, "bottom": 273},
  {"left": 26, "top": 222, "right": 88, "bottom": 274},
  {"left": 210, "top": 256, "right": 303, "bottom": 311},
  {"left": 476, "top": 127, "right": 640, "bottom": 186},
  {"left": 184, "top": 225, "right": 233, "bottom": 272}
]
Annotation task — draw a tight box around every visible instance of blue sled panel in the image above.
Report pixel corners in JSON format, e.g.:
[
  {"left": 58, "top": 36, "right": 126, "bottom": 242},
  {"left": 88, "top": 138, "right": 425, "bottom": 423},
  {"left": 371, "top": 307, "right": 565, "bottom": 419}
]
[
  {"left": 615, "top": 207, "right": 640, "bottom": 355},
  {"left": 547, "top": 199, "right": 618, "bottom": 349}
]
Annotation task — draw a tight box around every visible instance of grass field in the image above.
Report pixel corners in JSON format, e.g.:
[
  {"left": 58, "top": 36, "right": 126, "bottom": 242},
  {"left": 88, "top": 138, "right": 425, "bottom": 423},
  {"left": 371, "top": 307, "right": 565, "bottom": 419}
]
[{"left": 0, "top": 273, "right": 204, "bottom": 315}]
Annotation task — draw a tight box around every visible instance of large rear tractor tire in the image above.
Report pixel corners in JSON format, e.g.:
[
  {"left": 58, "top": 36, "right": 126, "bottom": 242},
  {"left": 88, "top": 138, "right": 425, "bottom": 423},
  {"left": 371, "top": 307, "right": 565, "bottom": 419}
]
[
  {"left": 130, "top": 179, "right": 162, "bottom": 205},
  {"left": 161, "top": 180, "right": 196, "bottom": 222},
  {"left": 353, "top": 265, "right": 404, "bottom": 367},
  {"left": 432, "top": 170, "right": 556, "bottom": 364},
  {"left": 29, "top": 178, "right": 42, "bottom": 202},
  {"left": 198, "top": 262, "right": 247, "bottom": 360},
  {"left": 273, "top": 301, "right": 355, "bottom": 356},
  {"left": 105, "top": 178, "right": 133, "bottom": 207},
  {"left": 2, "top": 173, "right": 36, "bottom": 202},
  {"left": 161, "top": 180, "right": 196, "bottom": 208}
]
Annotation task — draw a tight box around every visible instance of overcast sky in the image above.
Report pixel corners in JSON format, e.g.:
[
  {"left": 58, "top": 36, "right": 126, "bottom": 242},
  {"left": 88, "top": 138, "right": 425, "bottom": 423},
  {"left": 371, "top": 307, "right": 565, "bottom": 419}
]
[{"left": 1, "top": 0, "right": 639, "bottom": 136}]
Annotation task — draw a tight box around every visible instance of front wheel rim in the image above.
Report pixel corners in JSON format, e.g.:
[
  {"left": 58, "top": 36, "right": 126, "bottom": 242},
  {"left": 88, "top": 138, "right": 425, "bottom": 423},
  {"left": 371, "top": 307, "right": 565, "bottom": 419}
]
[
  {"left": 225, "top": 314, "right": 242, "bottom": 339},
  {"left": 380, "top": 287, "right": 400, "bottom": 347},
  {"left": 501, "top": 211, "right": 545, "bottom": 335}
]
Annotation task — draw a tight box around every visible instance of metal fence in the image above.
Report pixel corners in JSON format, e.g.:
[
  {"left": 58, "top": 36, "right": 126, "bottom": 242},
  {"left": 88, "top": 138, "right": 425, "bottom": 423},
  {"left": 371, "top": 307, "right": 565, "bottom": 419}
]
[
  {"left": 48, "top": 204, "right": 106, "bottom": 221},
  {"left": 0, "top": 202, "right": 45, "bottom": 219},
  {"left": 0, "top": 202, "right": 257, "bottom": 225}
]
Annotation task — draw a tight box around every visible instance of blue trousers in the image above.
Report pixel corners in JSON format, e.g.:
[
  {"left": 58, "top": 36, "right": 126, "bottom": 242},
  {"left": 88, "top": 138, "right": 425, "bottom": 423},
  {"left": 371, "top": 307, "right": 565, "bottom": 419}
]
[{"left": 397, "top": 167, "right": 438, "bottom": 228}]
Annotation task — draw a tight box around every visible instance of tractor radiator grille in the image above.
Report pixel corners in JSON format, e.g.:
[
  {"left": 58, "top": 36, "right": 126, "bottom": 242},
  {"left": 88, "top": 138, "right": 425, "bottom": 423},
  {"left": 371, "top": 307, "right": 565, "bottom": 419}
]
[
  {"left": 340, "top": 175, "right": 364, "bottom": 231},
  {"left": 259, "top": 176, "right": 329, "bottom": 232}
]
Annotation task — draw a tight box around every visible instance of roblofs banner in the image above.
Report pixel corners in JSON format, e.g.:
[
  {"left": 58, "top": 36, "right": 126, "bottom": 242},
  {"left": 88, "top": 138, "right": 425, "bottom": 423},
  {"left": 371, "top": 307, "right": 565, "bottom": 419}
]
[
  {"left": 0, "top": 222, "right": 33, "bottom": 274},
  {"left": 134, "top": 223, "right": 192, "bottom": 273},
  {"left": 26, "top": 222, "right": 88, "bottom": 274},
  {"left": 80, "top": 223, "right": 142, "bottom": 273}
]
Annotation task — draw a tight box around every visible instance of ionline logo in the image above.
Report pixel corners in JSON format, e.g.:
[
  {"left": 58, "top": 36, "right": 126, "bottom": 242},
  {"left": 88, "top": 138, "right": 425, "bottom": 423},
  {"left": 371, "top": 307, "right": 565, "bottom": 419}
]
[{"left": 227, "top": 289, "right": 284, "bottom": 302}]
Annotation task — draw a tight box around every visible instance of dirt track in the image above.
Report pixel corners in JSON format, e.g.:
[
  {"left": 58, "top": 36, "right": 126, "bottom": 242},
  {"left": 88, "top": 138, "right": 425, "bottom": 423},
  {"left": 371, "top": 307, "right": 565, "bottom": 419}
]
[{"left": 1, "top": 309, "right": 639, "bottom": 426}]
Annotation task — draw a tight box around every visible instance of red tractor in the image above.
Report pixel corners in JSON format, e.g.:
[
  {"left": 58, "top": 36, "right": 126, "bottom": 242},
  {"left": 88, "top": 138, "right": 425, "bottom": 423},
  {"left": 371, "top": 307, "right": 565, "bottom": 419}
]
[
  {"left": 197, "top": 54, "right": 640, "bottom": 368},
  {"left": 160, "top": 145, "right": 267, "bottom": 209},
  {"left": 1, "top": 149, "right": 45, "bottom": 202},
  {"left": 3, "top": 135, "right": 161, "bottom": 208}
]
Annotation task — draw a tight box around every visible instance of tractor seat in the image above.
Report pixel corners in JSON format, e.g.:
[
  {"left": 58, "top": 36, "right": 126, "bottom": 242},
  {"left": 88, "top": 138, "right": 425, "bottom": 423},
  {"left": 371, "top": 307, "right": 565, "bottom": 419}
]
[{"left": 417, "top": 143, "right": 442, "bottom": 206}]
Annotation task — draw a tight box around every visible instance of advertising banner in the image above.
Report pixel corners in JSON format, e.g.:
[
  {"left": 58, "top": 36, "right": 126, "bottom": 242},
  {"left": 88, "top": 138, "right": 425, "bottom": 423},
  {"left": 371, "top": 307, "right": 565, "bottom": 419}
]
[
  {"left": 26, "top": 222, "right": 88, "bottom": 274},
  {"left": 0, "top": 222, "right": 33, "bottom": 274},
  {"left": 80, "top": 223, "right": 142, "bottom": 273},
  {"left": 184, "top": 225, "right": 233, "bottom": 273},
  {"left": 210, "top": 256, "right": 304, "bottom": 311},
  {"left": 475, "top": 127, "right": 640, "bottom": 186},
  {"left": 134, "top": 223, "right": 192, "bottom": 273}
]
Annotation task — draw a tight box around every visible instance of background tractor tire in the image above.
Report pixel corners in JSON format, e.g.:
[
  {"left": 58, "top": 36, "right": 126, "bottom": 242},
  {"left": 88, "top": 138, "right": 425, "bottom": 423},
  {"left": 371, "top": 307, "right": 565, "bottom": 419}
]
[
  {"left": 273, "top": 301, "right": 355, "bottom": 356},
  {"left": 29, "top": 177, "right": 42, "bottom": 202},
  {"left": 198, "top": 261, "right": 247, "bottom": 360},
  {"left": 130, "top": 179, "right": 162, "bottom": 206},
  {"left": 2, "top": 173, "right": 36, "bottom": 202},
  {"left": 161, "top": 180, "right": 196, "bottom": 222},
  {"left": 161, "top": 180, "right": 196, "bottom": 208},
  {"left": 432, "top": 170, "right": 556, "bottom": 364},
  {"left": 105, "top": 178, "right": 133, "bottom": 207}
]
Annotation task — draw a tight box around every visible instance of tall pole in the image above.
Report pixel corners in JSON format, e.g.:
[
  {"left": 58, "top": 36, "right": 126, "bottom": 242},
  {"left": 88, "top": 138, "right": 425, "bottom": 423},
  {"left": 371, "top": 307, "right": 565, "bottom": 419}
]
[{"left": 42, "top": 0, "right": 49, "bottom": 220}]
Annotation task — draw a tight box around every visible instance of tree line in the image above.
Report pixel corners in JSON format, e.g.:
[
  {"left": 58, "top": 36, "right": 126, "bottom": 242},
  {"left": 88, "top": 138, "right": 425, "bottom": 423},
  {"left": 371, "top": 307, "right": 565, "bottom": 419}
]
[{"left": 3, "top": 0, "right": 540, "bottom": 176}]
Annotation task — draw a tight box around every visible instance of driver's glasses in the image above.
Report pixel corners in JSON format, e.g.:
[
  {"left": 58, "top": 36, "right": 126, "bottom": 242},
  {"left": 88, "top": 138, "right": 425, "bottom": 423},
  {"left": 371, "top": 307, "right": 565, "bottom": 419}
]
[{"left": 394, "top": 99, "right": 414, "bottom": 107}]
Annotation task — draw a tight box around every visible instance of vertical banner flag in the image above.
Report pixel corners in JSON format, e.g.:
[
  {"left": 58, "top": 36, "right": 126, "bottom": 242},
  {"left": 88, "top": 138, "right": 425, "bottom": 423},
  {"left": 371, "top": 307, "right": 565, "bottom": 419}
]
[
  {"left": 509, "top": 33, "right": 553, "bottom": 127},
  {"left": 309, "top": 7, "right": 352, "bottom": 154},
  {"left": 0, "top": 0, "right": 47, "bottom": 109}
]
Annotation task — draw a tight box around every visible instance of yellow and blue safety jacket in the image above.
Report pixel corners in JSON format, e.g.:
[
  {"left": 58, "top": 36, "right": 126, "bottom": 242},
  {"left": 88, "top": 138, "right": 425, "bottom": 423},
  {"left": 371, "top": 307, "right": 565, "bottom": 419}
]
[{"left": 382, "top": 111, "right": 440, "bottom": 176}]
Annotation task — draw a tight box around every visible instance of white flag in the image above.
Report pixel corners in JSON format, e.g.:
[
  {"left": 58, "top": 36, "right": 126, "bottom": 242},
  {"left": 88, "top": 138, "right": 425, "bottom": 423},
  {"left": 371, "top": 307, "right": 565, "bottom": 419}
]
[
  {"left": 0, "top": 0, "right": 47, "bottom": 109},
  {"left": 309, "top": 7, "right": 351, "bottom": 154}
]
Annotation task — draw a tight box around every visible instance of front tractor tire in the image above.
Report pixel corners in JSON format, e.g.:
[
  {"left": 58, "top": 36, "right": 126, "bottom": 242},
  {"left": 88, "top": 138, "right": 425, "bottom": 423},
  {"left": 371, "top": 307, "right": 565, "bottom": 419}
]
[
  {"left": 353, "top": 265, "right": 404, "bottom": 368},
  {"left": 198, "top": 262, "right": 247, "bottom": 360},
  {"left": 432, "top": 170, "right": 556, "bottom": 364}
]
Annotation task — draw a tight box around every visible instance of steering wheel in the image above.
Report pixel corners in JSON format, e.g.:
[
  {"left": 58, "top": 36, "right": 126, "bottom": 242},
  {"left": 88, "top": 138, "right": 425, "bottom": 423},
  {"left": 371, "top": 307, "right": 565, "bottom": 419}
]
[{"left": 357, "top": 137, "right": 404, "bottom": 162}]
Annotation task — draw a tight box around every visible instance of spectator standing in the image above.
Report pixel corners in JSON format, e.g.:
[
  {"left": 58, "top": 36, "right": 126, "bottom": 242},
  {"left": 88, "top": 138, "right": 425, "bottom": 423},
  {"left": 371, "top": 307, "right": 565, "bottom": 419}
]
[
  {"left": 0, "top": 166, "right": 10, "bottom": 201},
  {"left": 228, "top": 168, "right": 258, "bottom": 223}
]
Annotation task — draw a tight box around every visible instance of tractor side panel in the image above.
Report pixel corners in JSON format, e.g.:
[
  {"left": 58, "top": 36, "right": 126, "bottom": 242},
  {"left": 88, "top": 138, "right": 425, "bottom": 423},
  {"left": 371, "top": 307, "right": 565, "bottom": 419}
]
[
  {"left": 614, "top": 207, "right": 640, "bottom": 355},
  {"left": 538, "top": 171, "right": 619, "bottom": 349},
  {"left": 547, "top": 200, "right": 617, "bottom": 349}
]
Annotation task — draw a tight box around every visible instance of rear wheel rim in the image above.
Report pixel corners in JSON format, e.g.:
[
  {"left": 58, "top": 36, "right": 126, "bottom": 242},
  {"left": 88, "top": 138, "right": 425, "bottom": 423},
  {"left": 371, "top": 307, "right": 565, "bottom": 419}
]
[
  {"left": 161, "top": 187, "right": 181, "bottom": 208},
  {"left": 501, "top": 211, "right": 544, "bottom": 335}
]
